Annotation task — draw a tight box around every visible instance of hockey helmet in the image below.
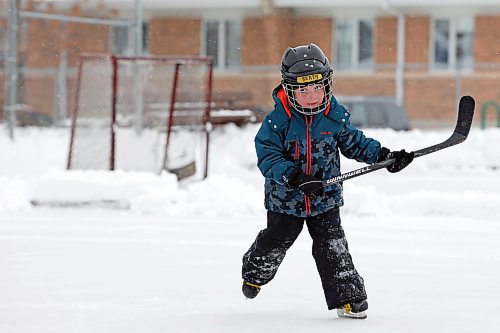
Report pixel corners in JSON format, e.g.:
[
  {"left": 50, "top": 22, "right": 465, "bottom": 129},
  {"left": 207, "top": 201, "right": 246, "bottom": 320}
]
[{"left": 280, "top": 43, "right": 333, "bottom": 115}]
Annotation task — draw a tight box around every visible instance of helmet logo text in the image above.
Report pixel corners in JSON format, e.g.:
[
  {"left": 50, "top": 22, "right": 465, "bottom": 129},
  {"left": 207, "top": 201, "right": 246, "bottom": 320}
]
[{"left": 297, "top": 73, "right": 323, "bottom": 84}]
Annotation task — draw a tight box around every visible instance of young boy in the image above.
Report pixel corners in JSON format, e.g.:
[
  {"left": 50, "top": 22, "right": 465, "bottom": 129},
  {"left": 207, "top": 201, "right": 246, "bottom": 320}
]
[{"left": 241, "top": 43, "right": 414, "bottom": 319}]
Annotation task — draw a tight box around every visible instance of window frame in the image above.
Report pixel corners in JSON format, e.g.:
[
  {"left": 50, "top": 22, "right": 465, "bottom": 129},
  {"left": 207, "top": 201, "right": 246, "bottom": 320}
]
[
  {"left": 201, "top": 17, "right": 241, "bottom": 72},
  {"left": 333, "top": 17, "right": 375, "bottom": 72},
  {"left": 141, "top": 21, "right": 149, "bottom": 55},
  {"left": 109, "top": 21, "right": 149, "bottom": 56},
  {"left": 430, "top": 16, "right": 474, "bottom": 72},
  {"left": 110, "top": 25, "right": 131, "bottom": 56}
]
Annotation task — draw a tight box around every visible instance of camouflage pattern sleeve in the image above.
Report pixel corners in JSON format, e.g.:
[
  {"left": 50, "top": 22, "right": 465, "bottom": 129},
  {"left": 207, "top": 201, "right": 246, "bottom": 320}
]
[
  {"left": 337, "top": 122, "right": 382, "bottom": 164},
  {"left": 255, "top": 115, "right": 295, "bottom": 185}
]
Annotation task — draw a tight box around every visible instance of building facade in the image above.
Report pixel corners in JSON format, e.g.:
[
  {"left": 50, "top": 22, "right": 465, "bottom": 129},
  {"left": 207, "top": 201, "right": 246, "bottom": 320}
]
[{"left": 3, "top": 0, "right": 500, "bottom": 127}]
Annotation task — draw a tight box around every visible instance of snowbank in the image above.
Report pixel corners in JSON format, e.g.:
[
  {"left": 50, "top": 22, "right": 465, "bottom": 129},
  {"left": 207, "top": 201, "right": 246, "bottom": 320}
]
[{"left": 0, "top": 125, "right": 499, "bottom": 219}]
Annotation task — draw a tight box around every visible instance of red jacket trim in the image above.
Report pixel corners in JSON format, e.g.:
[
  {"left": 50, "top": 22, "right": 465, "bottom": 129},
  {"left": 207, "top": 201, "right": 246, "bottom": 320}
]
[{"left": 276, "top": 88, "right": 292, "bottom": 118}]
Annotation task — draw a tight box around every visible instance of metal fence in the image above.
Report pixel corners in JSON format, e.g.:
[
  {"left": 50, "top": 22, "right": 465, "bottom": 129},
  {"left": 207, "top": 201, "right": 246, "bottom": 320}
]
[{"left": 1, "top": 0, "right": 144, "bottom": 140}]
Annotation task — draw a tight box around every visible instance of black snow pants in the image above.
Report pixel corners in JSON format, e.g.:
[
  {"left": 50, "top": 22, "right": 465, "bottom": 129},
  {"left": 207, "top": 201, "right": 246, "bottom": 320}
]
[{"left": 242, "top": 207, "right": 367, "bottom": 310}]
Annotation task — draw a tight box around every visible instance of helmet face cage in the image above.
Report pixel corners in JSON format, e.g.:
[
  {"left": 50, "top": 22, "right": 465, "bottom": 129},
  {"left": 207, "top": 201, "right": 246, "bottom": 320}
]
[{"left": 282, "top": 69, "right": 333, "bottom": 116}]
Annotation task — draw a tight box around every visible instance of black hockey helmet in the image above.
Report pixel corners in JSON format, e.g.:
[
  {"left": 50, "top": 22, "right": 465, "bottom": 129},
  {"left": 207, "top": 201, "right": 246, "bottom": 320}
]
[{"left": 280, "top": 43, "right": 333, "bottom": 115}]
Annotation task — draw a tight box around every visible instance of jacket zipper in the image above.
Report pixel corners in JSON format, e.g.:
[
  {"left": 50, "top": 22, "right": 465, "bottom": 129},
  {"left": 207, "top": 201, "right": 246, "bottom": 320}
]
[
  {"left": 304, "top": 115, "right": 313, "bottom": 216},
  {"left": 294, "top": 137, "right": 299, "bottom": 160}
]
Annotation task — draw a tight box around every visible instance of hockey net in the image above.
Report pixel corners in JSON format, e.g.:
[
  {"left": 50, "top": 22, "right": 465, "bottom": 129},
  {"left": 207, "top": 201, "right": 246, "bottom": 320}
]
[{"left": 67, "top": 54, "right": 213, "bottom": 180}]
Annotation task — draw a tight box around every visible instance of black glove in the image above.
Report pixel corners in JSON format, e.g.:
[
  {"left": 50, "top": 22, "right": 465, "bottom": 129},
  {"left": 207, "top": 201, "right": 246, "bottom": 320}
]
[
  {"left": 377, "top": 147, "right": 414, "bottom": 173},
  {"left": 288, "top": 169, "right": 324, "bottom": 198}
]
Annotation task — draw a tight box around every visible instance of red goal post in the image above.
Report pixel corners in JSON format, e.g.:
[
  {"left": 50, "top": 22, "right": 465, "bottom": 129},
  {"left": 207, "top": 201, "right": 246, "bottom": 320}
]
[{"left": 67, "top": 53, "right": 214, "bottom": 180}]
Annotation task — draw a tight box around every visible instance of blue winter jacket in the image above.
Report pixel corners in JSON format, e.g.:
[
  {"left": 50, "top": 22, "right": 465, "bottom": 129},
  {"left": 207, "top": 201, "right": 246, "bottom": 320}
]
[{"left": 255, "top": 85, "right": 382, "bottom": 217}]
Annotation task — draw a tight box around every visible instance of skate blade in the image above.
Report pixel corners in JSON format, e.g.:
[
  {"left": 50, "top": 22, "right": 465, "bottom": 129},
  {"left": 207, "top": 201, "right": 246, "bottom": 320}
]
[{"left": 336, "top": 309, "right": 367, "bottom": 319}]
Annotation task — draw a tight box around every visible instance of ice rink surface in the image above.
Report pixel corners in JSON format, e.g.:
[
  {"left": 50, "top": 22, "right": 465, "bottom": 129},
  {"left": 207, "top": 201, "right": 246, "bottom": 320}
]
[{"left": 1, "top": 125, "right": 499, "bottom": 332}]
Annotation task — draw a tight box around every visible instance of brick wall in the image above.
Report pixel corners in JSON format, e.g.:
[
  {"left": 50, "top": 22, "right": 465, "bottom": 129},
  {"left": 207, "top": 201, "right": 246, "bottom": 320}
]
[
  {"left": 18, "top": 3, "right": 112, "bottom": 119},
  {"left": 213, "top": 72, "right": 281, "bottom": 110},
  {"left": 261, "top": 13, "right": 294, "bottom": 66},
  {"left": 0, "top": 74, "right": 4, "bottom": 119},
  {"left": 239, "top": 14, "right": 333, "bottom": 108},
  {"left": 290, "top": 17, "right": 332, "bottom": 60},
  {"left": 25, "top": 21, "right": 109, "bottom": 68},
  {"left": 463, "top": 76, "right": 500, "bottom": 124},
  {"left": 405, "top": 16, "right": 429, "bottom": 65},
  {"left": 10, "top": 4, "right": 500, "bottom": 125},
  {"left": 241, "top": 12, "right": 292, "bottom": 66},
  {"left": 241, "top": 12, "right": 332, "bottom": 67},
  {"left": 375, "top": 17, "right": 398, "bottom": 66},
  {"left": 241, "top": 17, "right": 267, "bottom": 65},
  {"left": 405, "top": 76, "right": 456, "bottom": 120},
  {"left": 23, "top": 15, "right": 64, "bottom": 68},
  {"left": 149, "top": 18, "right": 201, "bottom": 56},
  {"left": 0, "top": 17, "right": 5, "bottom": 113},
  {"left": 23, "top": 75, "right": 56, "bottom": 117},
  {"left": 22, "top": 3, "right": 110, "bottom": 68},
  {"left": 474, "top": 16, "right": 500, "bottom": 63},
  {"left": 333, "top": 76, "right": 395, "bottom": 97}
]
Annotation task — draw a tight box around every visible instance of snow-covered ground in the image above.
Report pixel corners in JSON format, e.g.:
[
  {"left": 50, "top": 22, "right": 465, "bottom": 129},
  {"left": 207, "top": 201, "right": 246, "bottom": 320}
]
[{"left": 1, "top": 124, "right": 500, "bottom": 333}]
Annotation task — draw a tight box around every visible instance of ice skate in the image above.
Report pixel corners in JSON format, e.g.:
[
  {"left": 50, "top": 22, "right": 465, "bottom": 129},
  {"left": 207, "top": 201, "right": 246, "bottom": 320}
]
[
  {"left": 242, "top": 282, "right": 261, "bottom": 299},
  {"left": 336, "top": 300, "right": 368, "bottom": 319}
]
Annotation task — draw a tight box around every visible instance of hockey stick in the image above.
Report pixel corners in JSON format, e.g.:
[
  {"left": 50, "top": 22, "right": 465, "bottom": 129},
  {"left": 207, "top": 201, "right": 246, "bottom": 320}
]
[{"left": 323, "top": 95, "right": 475, "bottom": 186}]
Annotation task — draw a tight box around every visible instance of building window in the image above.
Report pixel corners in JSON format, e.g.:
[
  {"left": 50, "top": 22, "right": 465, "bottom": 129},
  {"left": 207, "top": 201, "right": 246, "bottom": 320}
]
[
  {"left": 142, "top": 22, "right": 149, "bottom": 53},
  {"left": 110, "top": 22, "right": 149, "bottom": 55},
  {"left": 334, "top": 18, "right": 374, "bottom": 71},
  {"left": 111, "top": 25, "right": 130, "bottom": 55},
  {"left": 0, "top": 25, "right": 4, "bottom": 67},
  {"left": 204, "top": 19, "right": 241, "bottom": 70},
  {"left": 432, "top": 17, "right": 474, "bottom": 70}
]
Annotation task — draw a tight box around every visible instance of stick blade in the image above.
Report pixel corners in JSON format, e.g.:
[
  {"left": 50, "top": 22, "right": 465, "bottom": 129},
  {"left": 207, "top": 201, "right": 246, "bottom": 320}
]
[{"left": 454, "top": 95, "right": 475, "bottom": 138}]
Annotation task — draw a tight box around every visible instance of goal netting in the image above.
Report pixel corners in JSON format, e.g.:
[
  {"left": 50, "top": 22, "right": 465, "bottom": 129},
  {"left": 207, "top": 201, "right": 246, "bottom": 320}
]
[{"left": 67, "top": 54, "right": 213, "bottom": 181}]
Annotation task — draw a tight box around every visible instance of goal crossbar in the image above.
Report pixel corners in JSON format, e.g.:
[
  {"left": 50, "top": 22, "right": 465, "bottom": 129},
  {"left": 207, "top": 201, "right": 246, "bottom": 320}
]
[{"left": 67, "top": 53, "right": 214, "bottom": 180}]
